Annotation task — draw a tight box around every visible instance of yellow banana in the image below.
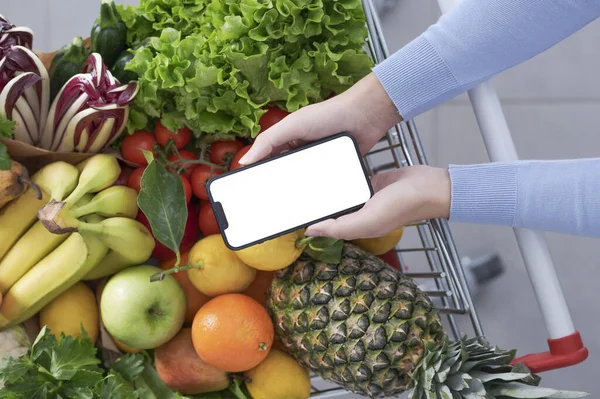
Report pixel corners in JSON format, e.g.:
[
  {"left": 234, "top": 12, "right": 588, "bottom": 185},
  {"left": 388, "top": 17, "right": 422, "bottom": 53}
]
[
  {"left": 70, "top": 185, "right": 139, "bottom": 219},
  {"left": 84, "top": 250, "right": 136, "bottom": 280},
  {"left": 0, "top": 194, "right": 94, "bottom": 295},
  {"left": 0, "top": 161, "right": 79, "bottom": 260},
  {"left": 0, "top": 214, "right": 108, "bottom": 329},
  {"left": 63, "top": 154, "right": 121, "bottom": 205}
]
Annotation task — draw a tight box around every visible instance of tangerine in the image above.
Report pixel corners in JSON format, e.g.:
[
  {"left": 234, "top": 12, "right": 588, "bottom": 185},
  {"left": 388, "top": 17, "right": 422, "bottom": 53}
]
[
  {"left": 191, "top": 293, "right": 274, "bottom": 372},
  {"left": 160, "top": 252, "right": 212, "bottom": 324}
]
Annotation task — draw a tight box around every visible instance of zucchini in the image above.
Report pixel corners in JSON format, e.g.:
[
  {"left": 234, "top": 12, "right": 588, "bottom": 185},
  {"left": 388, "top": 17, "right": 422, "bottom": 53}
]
[
  {"left": 90, "top": 0, "right": 127, "bottom": 69},
  {"left": 48, "top": 36, "right": 89, "bottom": 101},
  {"left": 111, "top": 49, "right": 137, "bottom": 83}
]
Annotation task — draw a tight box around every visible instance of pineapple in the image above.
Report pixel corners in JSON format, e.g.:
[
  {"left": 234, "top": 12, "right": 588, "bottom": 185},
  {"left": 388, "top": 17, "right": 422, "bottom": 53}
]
[{"left": 266, "top": 243, "right": 589, "bottom": 399}]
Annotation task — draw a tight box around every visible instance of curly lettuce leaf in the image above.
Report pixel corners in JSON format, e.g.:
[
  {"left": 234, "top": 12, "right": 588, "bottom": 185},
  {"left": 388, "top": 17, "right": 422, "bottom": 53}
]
[{"left": 121, "top": 0, "right": 373, "bottom": 138}]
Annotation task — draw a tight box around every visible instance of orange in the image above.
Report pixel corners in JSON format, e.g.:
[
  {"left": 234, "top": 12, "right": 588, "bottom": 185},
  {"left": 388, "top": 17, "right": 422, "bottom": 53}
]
[
  {"left": 191, "top": 293, "right": 274, "bottom": 372},
  {"left": 242, "top": 270, "right": 275, "bottom": 306},
  {"left": 160, "top": 252, "right": 212, "bottom": 324}
]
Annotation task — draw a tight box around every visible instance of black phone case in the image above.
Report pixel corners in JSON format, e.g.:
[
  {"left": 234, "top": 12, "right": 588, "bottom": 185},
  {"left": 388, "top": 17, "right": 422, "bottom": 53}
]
[{"left": 206, "top": 132, "right": 374, "bottom": 251}]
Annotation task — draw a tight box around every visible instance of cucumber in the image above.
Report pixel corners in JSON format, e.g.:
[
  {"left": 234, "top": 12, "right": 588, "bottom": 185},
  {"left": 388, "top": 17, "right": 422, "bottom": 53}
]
[
  {"left": 48, "top": 36, "right": 90, "bottom": 101},
  {"left": 90, "top": 0, "right": 127, "bottom": 69}
]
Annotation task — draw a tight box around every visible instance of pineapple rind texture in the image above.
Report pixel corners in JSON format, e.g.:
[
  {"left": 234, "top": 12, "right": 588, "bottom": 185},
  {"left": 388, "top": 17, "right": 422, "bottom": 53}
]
[{"left": 266, "top": 243, "right": 445, "bottom": 398}]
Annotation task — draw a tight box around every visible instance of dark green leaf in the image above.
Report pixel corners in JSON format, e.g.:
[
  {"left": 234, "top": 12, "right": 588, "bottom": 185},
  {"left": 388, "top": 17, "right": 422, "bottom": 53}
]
[
  {"left": 0, "top": 142, "right": 10, "bottom": 170},
  {"left": 110, "top": 353, "right": 145, "bottom": 383},
  {"left": 0, "top": 116, "right": 15, "bottom": 138},
  {"left": 303, "top": 237, "right": 344, "bottom": 264},
  {"left": 223, "top": 379, "right": 252, "bottom": 399},
  {"left": 138, "top": 159, "right": 187, "bottom": 257}
]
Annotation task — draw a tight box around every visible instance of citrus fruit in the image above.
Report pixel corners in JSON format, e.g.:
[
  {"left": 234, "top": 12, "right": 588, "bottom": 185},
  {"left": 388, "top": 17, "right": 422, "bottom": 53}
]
[
  {"left": 242, "top": 270, "right": 275, "bottom": 306},
  {"left": 113, "top": 336, "right": 142, "bottom": 354},
  {"left": 39, "top": 282, "right": 99, "bottom": 343},
  {"left": 187, "top": 235, "right": 256, "bottom": 296},
  {"left": 235, "top": 230, "right": 306, "bottom": 271},
  {"left": 244, "top": 349, "right": 311, "bottom": 399},
  {"left": 160, "top": 252, "right": 212, "bottom": 323},
  {"left": 191, "top": 293, "right": 274, "bottom": 372},
  {"left": 352, "top": 227, "right": 405, "bottom": 255}
]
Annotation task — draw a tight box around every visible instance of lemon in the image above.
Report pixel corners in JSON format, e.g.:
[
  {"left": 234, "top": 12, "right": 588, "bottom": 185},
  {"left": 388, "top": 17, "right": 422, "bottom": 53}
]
[
  {"left": 187, "top": 234, "right": 256, "bottom": 297},
  {"left": 235, "top": 230, "right": 306, "bottom": 271},
  {"left": 39, "top": 282, "right": 99, "bottom": 343},
  {"left": 244, "top": 349, "right": 311, "bottom": 399},
  {"left": 352, "top": 227, "right": 405, "bottom": 255}
]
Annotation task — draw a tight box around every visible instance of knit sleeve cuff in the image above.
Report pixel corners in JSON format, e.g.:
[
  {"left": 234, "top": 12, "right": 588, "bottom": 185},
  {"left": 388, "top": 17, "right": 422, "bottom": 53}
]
[
  {"left": 448, "top": 163, "right": 518, "bottom": 226},
  {"left": 372, "top": 35, "right": 462, "bottom": 121}
]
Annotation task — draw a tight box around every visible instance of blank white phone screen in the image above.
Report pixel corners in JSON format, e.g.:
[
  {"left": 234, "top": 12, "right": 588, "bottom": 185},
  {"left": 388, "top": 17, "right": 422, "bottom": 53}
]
[{"left": 208, "top": 135, "right": 372, "bottom": 249}]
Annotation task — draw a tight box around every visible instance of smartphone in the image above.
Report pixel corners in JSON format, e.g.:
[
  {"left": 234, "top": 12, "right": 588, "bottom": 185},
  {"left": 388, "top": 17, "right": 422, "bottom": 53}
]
[{"left": 206, "top": 132, "right": 373, "bottom": 250}]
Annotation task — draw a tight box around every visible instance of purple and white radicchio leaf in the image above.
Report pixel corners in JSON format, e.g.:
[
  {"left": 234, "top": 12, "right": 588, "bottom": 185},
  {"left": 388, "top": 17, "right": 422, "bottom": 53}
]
[
  {"left": 0, "top": 72, "right": 41, "bottom": 142},
  {"left": 0, "top": 14, "right": 33, "bottom": 49},
  {"left": 39, "top": 52, "right": 139, "bottom": 153},
  {"left": 0, "top": 45, "right": 49, "bottom": 143}
]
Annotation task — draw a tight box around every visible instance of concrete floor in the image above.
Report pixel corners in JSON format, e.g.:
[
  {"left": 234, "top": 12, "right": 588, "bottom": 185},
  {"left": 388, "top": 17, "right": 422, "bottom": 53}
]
[{"left": 3, "top": 0, "right": 599, "bottom": 397}]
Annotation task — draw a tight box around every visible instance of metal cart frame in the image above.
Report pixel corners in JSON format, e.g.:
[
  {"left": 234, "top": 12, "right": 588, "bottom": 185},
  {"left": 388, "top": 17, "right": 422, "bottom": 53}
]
[{"left": 308, "top": 0, "right": 589, "bottom": 396}]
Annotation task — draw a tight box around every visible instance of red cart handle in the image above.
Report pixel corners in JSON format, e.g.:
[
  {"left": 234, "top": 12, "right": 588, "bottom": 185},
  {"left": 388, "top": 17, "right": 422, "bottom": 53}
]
[{"left": 511, "top": 331, "right": 588, "bottom": 373}]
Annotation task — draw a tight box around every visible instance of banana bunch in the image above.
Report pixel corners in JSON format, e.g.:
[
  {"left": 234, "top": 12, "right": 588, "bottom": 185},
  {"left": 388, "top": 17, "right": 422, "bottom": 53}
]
[{"left": 0, "top": 154, "right": 155, "bottom": 329}]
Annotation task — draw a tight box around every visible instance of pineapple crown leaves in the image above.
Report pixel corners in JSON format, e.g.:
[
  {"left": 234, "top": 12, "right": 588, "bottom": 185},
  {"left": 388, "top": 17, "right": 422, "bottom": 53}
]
[{"left": 407, "top": 335, "right": 589, "bottom": 399}]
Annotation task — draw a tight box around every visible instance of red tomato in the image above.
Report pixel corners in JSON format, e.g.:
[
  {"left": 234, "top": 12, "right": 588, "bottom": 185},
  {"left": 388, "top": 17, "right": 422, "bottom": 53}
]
[
  {"left": 136, "top": 203, "right": 199, "bottom": 260},
  {"left": 190, "top": 165, "right": 223, "bottom": 201},
  {"left": 209, "top": 140, "right": 244, "bottom": 166},
  {"left": 155, "top": 120, "right": 192, "bottom": 150},
  {"left": 229, "top": 145, "right": 251, "bottom": 171},
  {"left": 114, "top": 166, "right": 133, "bottom": 186},
  {"left": 127, "top": 167, "right": 146, "bottom": 192},
  {"left": 258, "top": 106, "right": 290, "bottom": 133},
  {"left": 168, "top": 150, "right": 197, "bottom": 179},
  {"left": 198, "top": 201, "right": 220, "bottom": 236},
  {"left": 180, "top": 175, "right": 192, "bottom": 204},
  {"left": 121, "top": 130, "right": 156, "bottom": 166}
]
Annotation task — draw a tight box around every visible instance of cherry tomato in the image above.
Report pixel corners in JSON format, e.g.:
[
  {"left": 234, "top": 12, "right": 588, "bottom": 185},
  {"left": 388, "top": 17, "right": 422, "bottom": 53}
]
[
  {"left": 209, "top": 140, "right": 244, "bottom": 166},
  {"left": 229, "top": 145, "right": 251, "bottom": 171},
  {"left": 127, "top": 167, "right": 146, "bottom": 192},
  {"left": 121, "top": 130, "right": 156, "bottom": 166},
  {"left": 114, "top": 166, "right": 133, "bottom": 186},
  {"left": 136, "top": 203, "right": 199, "bottom": 260},
  {"left": 155, "top": 120, "right": 192, "bottom": 150},
  {"left": 198, "top": 201, "right": 220, "bottom": 236},
  {"left": 258, "top": 106, "right": 290, "bottom": 133},
  {"left": 190, "top": 165, "right": 223, "bottom": 201},
  {"left": 180, "top": 175, "right": 192, "bottom": 204},
  {"left": 168, "top": 150, "right": 197, "bottom": 179}
]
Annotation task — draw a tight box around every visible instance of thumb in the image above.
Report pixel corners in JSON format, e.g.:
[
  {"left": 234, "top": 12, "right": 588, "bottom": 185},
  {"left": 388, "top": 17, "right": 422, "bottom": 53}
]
[{"left": 304, "top": 205, "right": 379, "bottom": 241}]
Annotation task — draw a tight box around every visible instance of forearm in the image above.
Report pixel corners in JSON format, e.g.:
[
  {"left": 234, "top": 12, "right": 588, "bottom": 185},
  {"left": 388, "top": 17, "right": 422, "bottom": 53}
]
[
  {"left": 373, "top": 0, "right": 600, "bottom": 120},
  {"left": 449, "top": 158, "right": 600, "bottom": 237}
]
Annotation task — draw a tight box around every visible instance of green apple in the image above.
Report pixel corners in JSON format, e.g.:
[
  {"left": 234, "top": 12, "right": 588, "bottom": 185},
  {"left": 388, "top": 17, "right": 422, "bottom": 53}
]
[{"left": 100, "top": 265, "right": 186, "bottom": 349}]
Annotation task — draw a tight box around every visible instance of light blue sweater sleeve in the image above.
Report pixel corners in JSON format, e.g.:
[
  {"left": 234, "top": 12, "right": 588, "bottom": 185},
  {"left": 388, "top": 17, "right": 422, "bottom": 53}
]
[
  {"left": 449, "top": 160, "right": 600, "bottom": 237},
  {"left": 372, "top": 0, "right": 600, "bottom": 237},
  {"left": 373, "top": 0, "right": 600, "bottom": 120}
]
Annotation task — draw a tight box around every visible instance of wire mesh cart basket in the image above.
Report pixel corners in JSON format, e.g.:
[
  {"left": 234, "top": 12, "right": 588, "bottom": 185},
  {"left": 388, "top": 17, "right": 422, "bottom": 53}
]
[{"left": 307, "top": 0, "right": 589, "bottom": 397}]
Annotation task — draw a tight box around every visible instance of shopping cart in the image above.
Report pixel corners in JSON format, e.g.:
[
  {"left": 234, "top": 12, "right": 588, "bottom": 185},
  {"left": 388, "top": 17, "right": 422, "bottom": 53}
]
[{"left": 307, "top": 0, "right": 589, "bottom": 397}]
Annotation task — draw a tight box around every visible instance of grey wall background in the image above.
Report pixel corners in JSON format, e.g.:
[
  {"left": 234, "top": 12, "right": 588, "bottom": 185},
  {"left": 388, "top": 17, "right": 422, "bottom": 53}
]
[{"left": 2, "top": 0, "right": 599, "bottom": 397}]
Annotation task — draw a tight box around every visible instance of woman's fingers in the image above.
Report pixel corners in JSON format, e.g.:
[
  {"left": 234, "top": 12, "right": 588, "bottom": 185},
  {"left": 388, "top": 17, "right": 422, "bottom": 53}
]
[{"left": 304, "top": 187, "right": 399, "bottom": 240}]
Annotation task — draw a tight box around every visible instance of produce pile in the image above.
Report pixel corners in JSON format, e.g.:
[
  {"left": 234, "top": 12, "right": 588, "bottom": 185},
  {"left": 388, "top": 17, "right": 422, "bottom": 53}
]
[{"left": 0, "top": 1, "right": 592, "bottom": 399}]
